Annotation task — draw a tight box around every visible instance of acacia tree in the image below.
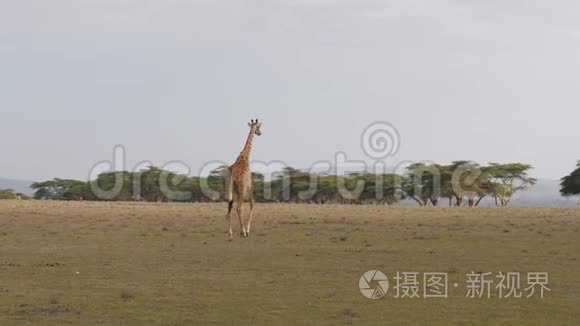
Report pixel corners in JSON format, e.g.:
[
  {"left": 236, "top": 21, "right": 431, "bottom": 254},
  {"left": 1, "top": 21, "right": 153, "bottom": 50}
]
[
  {"left": 403, "top": 163, "right": 442, "bottom": 206},
  {"left": 0, "top": 189, "right": 28, "bottom": 200},
  {"left": 361, "top": 173, "right": 405, "bottom": 205},
  {"left": 0, "top": 189, "right": 16, "bottom": 199},
  {"left": 266, "top": 167, "right": 314, "bottom": 203},
  {"left": 560, "top": 161, "right": 580, "bottom": 197},
  {"left": 313, "top": 175, "right": 340, "bottom": 204},
  {"left": 204, "top": 166, "right": 229, "bottom": 201},
  {"left": 251, "top": 172, "right": 265, "bottom": 202},
  {"left": 445, "top": 161, "right": 490, "bottom": 207},
  {"left": 89, "top": 171, "right": 133, "bottom": 201},
  {"left": 31, "top": 179, "right": 88, "bottom": 200},
  {"left": 486, "top": 163, "right": 536, "bottom": 207}
]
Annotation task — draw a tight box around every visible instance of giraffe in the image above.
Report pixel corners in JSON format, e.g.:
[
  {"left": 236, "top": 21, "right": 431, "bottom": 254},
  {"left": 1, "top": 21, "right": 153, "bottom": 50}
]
[{"left": 225, "top": 119, "right": 262, "bottom": 238}]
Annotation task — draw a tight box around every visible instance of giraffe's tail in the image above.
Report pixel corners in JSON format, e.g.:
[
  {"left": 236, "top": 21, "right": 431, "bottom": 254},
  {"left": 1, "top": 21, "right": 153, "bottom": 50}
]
[{"left": 225, "top": 172, "right": 234, "bottom": 215}]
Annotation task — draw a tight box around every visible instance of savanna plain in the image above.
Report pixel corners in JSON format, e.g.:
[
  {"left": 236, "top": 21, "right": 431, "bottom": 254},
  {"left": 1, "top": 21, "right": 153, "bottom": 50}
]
[{"left": 0, "top": 201, "right": 578, "bottom": 325}]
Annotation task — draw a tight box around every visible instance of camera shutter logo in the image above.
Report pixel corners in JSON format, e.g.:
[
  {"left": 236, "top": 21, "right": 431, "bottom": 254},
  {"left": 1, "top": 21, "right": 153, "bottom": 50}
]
[{"left": 359, "top": 270, "right": 389, "bottom": 299}]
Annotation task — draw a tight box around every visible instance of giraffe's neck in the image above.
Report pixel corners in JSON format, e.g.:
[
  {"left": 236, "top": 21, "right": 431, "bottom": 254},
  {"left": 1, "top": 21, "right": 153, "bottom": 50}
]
[{"left": 235, "top": 129, "right": 254, "bottom": 165}]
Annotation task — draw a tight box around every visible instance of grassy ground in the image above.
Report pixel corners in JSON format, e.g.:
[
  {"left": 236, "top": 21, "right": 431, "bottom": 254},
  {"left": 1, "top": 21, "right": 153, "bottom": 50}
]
[{"left": 0, "top": 200, "right": 578, "bottom": 325}]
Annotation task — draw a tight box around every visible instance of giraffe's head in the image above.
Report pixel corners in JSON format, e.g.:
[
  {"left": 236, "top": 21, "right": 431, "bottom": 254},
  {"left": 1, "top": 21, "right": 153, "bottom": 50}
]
[{"left": 248, "top": 119, "right": 262, "bottom": 136}]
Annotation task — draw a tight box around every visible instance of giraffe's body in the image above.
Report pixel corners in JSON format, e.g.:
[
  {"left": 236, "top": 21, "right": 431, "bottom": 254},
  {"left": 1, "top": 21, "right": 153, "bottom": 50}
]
[{"left": 225, "top": 119, "right": 262, "bottom": 238}]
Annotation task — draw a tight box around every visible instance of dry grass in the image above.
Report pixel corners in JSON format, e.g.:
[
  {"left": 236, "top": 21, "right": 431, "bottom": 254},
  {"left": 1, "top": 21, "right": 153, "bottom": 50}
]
[{"left": 0, "top": 200, "right": 578, "bottom": 325}]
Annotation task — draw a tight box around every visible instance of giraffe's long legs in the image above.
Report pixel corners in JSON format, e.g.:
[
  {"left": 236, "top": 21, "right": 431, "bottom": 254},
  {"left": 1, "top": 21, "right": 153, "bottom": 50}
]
[
  {"left": 236, "top": 190, "right": 247, "bottom": 237},
  {"left": 226, "top": 204, "right": 233, "bottom": 239},
  {"left": 246, "top": 192, "right": 255, "bottom": 236}
]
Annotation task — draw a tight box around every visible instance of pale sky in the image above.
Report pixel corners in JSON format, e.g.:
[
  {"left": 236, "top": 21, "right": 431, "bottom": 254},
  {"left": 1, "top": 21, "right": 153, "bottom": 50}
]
[{"left": 1, "top": 0, "right": 579, "bottom": 181}]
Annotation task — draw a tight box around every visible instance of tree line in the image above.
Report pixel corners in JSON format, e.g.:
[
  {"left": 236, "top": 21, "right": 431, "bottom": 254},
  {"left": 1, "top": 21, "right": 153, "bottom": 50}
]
[
  {"left": 23, "top": 161, "right": 558, "bottom": 207},
  {"left": 0, "top": 189, "right": 30, "bottom": 200},
  {"left": 2, "top": 161, "right": 574, "bottom": 205}
]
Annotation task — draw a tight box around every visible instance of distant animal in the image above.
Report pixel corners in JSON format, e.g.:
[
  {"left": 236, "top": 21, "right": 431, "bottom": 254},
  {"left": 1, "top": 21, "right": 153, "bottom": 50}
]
[{"left": 225, "top": 119, "right": 262, "bottom": 238}]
